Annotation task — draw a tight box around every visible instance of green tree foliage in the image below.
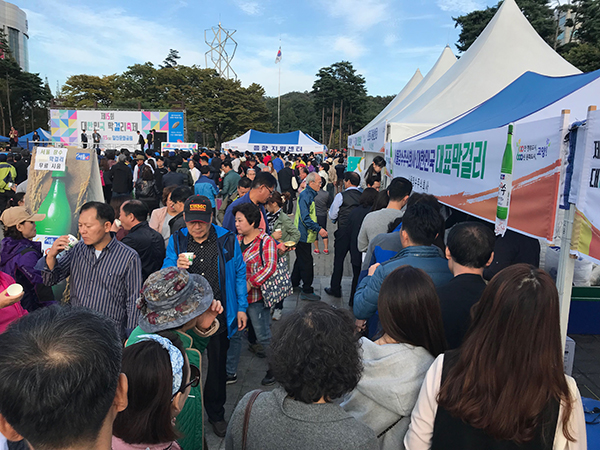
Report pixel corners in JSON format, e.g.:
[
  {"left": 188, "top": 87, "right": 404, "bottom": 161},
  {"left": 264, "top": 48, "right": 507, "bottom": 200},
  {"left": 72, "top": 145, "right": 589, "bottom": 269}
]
[
  {"left": 61, "top": 62, "right": 271, "bottom": 149},
  {"left": 555, "top": 0, "right": 600, "bottom": 71},
  {"left": 0, "top": 28, "right": 51, "bottom": 137},
  {"left": 312, "top": 61, "right": 368, "bottom": 149},
  {"left": 160, "top": 49, "right": 180, "bottom": 69},
  {"left": 453, "top": 0, "right": 558, "bottom": 53}
]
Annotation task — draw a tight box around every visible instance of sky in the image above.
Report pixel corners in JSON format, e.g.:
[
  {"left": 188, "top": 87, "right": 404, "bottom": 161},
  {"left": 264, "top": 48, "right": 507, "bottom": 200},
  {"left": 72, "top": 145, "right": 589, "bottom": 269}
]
[{"left": 21, "top": 0, "right": 497, "bottom": 98}]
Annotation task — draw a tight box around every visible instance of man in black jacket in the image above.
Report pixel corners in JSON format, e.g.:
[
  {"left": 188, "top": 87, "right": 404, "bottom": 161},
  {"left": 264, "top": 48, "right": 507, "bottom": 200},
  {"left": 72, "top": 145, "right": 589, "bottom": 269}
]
[
  {"left": 137, "top": 131, "right": 145, "bottom": 152},
  {"left": 120, "top": 200, "right": 165, "bottom": 281},
  {"left": 163, "top": 163, "right": 185, "bottom": 187},
  {"left": 278, "top": 161, "right": 295, "bottom": 214},
  {"left": 438, "top": 221, "right": 494, "bottom": 349},
  {"left": 108, "top": 154, "right": 133, "bottom": 198}
]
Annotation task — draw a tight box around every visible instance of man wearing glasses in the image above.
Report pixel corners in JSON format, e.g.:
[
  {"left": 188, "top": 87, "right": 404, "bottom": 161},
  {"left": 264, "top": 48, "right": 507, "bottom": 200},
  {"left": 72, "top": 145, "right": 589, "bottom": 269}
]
[
  {"left": 221, "top": 172, "right": 277, "bottom": 235},
  {"left": 292, "top": 172, "right": 328, "bottom": 301},
  {"left": 162, "top": 196, "right": 247, "bottom": 439}
]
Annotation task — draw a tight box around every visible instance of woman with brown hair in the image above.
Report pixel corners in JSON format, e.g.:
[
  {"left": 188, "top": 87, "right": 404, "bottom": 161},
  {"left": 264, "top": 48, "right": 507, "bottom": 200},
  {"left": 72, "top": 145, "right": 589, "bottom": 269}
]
[
  {"left": 135, "top": 164, "right": 161, "bottom": 213},
  {"left": 405, "top": 264, "right": 586, "bottom": 450},
  {"left": 342, "top": 266, "right": 446, "bottom": 449}
]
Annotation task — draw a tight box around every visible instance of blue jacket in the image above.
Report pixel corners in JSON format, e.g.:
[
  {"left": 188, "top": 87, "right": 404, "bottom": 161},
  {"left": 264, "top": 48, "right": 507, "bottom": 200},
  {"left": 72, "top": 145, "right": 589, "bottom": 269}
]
[
  {"left": 162, "top": 225, "right": 247, "bottom": 338},
  {"left": 222, "top": 192, "right": 270, "bottom": 235},
  {"left": 272, "top": 157, "right": 284, "bottom": 172},
  {"left": 297, "top": 186, "right": 321, "bottom": 242},
  {"left": 194, "top": 176, "right": 220, "bottom": 208},
  {"left": 353, "top": 245, "right": 453, "bottom": 320}
]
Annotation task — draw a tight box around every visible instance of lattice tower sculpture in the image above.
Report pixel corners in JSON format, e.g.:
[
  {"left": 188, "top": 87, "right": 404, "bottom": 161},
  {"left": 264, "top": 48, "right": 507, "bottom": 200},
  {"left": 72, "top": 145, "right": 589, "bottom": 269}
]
[{"left": 205, "top": 23, "right": 238, "bottom": 80}]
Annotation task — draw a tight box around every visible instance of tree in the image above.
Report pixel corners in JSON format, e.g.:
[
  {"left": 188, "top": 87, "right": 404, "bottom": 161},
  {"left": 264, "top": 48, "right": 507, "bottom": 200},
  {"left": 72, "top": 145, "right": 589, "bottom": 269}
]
[
  {"left": 61, "top": 74, "right": 117, "bottom": 107},
  {"left": 453, "top": 0, "right": 558, "bottom": 53},
  {"left": 0, "top": 28, "right": 51, "bottom": 135},
  {"left": 160, "top": 49, "right": 180, "bottom": 69},
  {"left": 555, "top": 0, "right": 600, "bottom": 71},
  {"left": 312, "top": 61, "right": 367, "bottom": 149}
]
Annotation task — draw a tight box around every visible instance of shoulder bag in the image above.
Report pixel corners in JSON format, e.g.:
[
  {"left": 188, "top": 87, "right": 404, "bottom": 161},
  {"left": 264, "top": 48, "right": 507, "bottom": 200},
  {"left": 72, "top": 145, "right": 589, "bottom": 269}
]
[{"left": 258, "top": 237, "right": 293, "bottom": 307}]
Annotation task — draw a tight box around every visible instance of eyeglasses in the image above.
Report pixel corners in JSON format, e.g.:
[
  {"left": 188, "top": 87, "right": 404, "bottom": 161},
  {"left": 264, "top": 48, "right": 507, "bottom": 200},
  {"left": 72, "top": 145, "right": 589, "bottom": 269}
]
[
  {"left": 264, "top": 185, "right": 274, "bottom": 194},
  {"left": 172, "top": 364, "right": 200, "bottom": 399}
]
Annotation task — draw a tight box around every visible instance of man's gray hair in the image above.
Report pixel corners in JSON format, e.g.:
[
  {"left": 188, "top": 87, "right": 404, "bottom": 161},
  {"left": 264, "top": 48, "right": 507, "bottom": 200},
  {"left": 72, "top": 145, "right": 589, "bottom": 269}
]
[
  {"left": 117, "top": 154, "right": 127, "bottom": 163},
  {"left": 306, "top": 172, "right": 319, "bottom": 185}
]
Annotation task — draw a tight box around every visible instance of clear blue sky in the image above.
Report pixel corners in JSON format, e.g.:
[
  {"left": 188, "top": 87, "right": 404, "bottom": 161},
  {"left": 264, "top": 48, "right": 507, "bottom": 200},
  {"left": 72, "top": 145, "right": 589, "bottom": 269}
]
[{"left": 22, "top": 0, "right": 496, "bottom": 98}]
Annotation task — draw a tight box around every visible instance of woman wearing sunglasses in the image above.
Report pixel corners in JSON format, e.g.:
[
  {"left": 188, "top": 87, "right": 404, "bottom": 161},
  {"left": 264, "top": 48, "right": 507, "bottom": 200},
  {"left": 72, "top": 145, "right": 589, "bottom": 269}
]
[
  {"left": 126, "top": 267, "right": 224, "bottom": 450},
  {"left": 112, "top": 331, "right": 198, "bottom": 450}
]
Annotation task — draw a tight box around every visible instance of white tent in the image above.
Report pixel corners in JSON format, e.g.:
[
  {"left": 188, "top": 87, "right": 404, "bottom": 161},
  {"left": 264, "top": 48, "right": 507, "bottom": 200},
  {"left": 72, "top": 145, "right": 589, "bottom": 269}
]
[
  {"left": 222, "top": 129, "right": 325, "bottom": 154},
  {"left": 353, "top": 0, "right": 581, "bottom": 151},
  {"left": 387, "top": 0, "right": 580, "bottom": 142},
  {"left": 349, "top": 46, "right": 456, "bottom": 151}
]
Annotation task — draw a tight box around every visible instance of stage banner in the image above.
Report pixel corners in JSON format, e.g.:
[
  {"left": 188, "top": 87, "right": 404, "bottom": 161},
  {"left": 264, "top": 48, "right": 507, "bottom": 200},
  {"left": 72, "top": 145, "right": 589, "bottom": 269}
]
[
  {"left": 391, "top": 117, "right": 563, "bottom": 241},
  {"left": 161, "top": 142, "right": 198, "bottom": 152},
  {"left": 348, "top": 121, "right": 386, "bottom": 153},
  {"left": 50, "top": 109, "right": 185, "bottom": 146},
  {"left": 572, "top": 109, "right": 600, "bottom": 263}
]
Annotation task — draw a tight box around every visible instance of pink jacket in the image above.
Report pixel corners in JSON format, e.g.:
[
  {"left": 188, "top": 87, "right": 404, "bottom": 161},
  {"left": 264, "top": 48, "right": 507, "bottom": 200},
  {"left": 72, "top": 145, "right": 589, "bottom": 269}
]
[
  {"left": 149, "top": 206, "right": 169, "bottom": 234},
  {"left": 0, "top": 272, "right": 27, "bottom": 334}
]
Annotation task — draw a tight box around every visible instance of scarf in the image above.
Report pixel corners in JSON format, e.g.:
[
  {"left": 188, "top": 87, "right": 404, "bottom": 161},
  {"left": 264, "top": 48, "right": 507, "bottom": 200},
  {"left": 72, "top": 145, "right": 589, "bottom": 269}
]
[{"left": 266, "top": 208, "right": 281, "bottom": 231}]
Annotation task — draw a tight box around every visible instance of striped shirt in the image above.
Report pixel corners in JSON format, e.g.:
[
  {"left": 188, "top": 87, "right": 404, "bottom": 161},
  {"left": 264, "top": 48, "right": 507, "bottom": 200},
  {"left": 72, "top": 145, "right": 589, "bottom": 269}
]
[{"left": 41, "top": 235, "right": 143, "bottom": 338}]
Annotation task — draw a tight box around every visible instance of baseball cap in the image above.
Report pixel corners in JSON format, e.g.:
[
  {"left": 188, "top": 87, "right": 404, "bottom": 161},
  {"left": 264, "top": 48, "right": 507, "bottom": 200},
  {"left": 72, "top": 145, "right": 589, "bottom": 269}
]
[
  {"left": 0, "top": 206, "right": 46, "bottom": 227},
  {"left": 184, "top": 195, "right": 212, "bottom": 223}
]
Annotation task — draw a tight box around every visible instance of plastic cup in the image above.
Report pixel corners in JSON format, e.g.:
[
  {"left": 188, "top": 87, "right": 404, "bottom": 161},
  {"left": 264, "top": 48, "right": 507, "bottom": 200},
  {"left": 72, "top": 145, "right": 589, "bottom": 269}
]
[
  {"left": 6, "top": 283, "right": 23, "bottom": 296},
  {"left": 182, "top": 252, "right": 195, "bottom": 263}
]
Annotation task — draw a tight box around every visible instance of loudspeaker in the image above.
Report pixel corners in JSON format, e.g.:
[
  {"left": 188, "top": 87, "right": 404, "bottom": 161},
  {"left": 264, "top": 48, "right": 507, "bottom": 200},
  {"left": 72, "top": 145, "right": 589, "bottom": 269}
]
[{"left": 154, "top": 132, "right": 167, "bottom": 152}]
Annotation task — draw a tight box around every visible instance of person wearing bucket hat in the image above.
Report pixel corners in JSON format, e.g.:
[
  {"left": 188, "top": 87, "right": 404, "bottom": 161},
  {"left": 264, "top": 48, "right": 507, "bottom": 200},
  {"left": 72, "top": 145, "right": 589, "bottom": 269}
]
[
  {"left": 0, "top": 206, "right": 55, "bottom": 312},
  {"left": 128, "top": 266, "right": 223, "bottom": 450},
  {"left": 163, "top": 195, "right": 247, "bottom": 438}
]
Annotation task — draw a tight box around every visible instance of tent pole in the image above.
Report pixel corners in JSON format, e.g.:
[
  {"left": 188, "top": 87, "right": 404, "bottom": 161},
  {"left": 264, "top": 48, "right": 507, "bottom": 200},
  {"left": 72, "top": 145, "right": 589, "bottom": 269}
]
[{"left": 555, "top": 107, "right": 588, "bottom": 352}]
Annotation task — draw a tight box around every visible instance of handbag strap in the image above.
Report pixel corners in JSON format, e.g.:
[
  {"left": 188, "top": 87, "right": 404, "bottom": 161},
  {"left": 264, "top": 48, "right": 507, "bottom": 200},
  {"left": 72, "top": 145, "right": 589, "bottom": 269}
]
[{"left": 242, "top": 389, "right": 263, "bottom": 450}]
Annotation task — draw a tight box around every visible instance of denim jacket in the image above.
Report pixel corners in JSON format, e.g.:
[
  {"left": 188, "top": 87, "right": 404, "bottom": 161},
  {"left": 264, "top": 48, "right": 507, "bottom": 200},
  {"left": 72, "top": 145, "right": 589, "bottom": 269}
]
[{"left": 353, "top": 245, "right": 453, "bottom": 320}]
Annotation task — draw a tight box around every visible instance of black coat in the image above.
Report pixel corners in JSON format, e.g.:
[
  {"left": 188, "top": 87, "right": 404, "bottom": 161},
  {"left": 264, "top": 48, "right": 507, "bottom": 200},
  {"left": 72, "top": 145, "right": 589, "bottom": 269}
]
[
  {"left": 121, "top": 221, "right": 165, "bottom": 281},
  {"left": 278, "top": 167, "right": 295, "bottom": 191},
  {"left": 109, "top": 162, "right": 133, "bottom": 194}
]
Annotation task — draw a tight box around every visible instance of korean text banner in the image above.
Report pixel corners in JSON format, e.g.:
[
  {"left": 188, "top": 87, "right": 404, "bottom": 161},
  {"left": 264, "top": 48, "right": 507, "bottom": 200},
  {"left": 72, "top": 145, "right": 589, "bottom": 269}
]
[
  {"left": 348, "top": 122, "right": 386, "bottom": 153},
  {"left": 50, "top": 109, "right": 185, "bottom": 145},
  {"left": 573, "top": 110, "right": 600, "bottom": 263},
  {"left": 391, "top": 116, "right": 563, "bottom": 241}
]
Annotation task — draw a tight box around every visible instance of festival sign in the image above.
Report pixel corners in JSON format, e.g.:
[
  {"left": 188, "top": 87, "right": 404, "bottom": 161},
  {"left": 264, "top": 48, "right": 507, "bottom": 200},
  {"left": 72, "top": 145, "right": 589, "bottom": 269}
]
[
  {"left": 572, "top": 109, "right": 600, "bottom": 262},
  {"left": 161, "top": 142, "right": 198, "bottom": 152},
  {"left": 391, "top": 116, "right": 563, "bottom": 241},
  {"left": 348, "top": 122, "right": 386, "bottom": 153},
  {"left": 50, "top": 109, "right": 185, "bottom": 145}
]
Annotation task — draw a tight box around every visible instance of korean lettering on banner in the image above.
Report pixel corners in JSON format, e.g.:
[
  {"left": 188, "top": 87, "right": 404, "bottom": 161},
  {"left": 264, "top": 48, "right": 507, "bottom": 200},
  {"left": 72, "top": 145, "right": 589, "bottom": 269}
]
[
  {"left": 394, "top": 140, "right": 487, "bottom": 181},
  {"left": 34, "top": 148, "right": 68, "bottom": 171}
]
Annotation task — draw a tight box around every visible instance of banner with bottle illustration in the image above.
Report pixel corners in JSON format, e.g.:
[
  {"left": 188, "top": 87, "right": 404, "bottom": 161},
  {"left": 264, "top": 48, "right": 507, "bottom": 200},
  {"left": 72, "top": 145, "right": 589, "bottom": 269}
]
[
  {"left": 26, "top": 147, "right": 104, "bottom": 254},
  {"left": 50, "top": 109, "right": 185, "bottom": 146},
  {"left": 572, "top": 109, "right": 600, "bottom": 263},
  {"left": 390, "top": 116, "right": 563, "bottom": 241}
]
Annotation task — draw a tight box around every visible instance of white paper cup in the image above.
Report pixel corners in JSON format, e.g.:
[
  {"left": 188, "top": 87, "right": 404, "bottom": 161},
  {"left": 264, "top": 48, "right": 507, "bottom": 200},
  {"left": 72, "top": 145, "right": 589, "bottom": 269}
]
[
  {"left": 66, "top": 234, "right": 79, "bottom": 249},
  {"left": 182, "top": 252, "right": 195, "bottom": 263},
  {"left": 6, "top": 283, "right": 23, "bottom": 296}
]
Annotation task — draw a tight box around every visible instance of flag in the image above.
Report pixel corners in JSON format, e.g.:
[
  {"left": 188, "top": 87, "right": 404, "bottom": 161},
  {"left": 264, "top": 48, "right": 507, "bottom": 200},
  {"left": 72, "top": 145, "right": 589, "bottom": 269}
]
[{"left": 275, "top": 47, "right": 282, "bottom": 64}]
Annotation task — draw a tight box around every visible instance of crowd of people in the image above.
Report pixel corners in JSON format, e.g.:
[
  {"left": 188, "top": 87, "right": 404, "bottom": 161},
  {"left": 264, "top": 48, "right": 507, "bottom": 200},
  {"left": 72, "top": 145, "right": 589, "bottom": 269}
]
[{"left": 0, "top": 145, "right": 590, "bottom": 450}]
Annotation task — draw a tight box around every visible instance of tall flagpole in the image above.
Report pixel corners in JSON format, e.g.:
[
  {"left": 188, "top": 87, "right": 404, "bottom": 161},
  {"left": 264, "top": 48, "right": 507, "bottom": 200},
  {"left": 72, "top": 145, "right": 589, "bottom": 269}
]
[
  {"left": 277, "top": 40, "right": 281, "bottom": 134},
  {"left": 277, "top": 61, "right": 281, "bottom": 133}
]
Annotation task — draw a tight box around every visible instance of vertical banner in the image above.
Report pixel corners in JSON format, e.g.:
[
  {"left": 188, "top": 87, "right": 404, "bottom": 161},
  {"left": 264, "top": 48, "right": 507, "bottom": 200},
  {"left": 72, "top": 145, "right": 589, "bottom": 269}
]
[
  {"left": 573, "top": 109, "right": 600, "bottom": 262},
  {"left": 391, "top": 117, "right": 563, "bottom": 241},
  {"left": 26, "top": 147, "right": 104, "bottom": 254}
]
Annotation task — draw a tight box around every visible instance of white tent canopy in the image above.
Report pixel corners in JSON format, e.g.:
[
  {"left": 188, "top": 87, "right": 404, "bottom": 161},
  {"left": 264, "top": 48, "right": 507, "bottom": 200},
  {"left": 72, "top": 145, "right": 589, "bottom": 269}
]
[
  {"left": 348, "top": 46, "right": 455, "bottom": 151},
  {"left": 222, "top": 129, "right": 325, "bottom": 154},
  {"left": 352, "top": 0, "right": 581, "bottom": 151}
]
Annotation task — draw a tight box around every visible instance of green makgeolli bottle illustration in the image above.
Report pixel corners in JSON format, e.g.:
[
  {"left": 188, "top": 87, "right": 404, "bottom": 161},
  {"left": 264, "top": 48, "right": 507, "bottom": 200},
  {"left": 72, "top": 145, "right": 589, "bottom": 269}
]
[
  {"left": 496, "top": 124, "right": 514, "bottom": 222},
  {"left": 36, "top": 170, "right": 72, "bottom": 236}
]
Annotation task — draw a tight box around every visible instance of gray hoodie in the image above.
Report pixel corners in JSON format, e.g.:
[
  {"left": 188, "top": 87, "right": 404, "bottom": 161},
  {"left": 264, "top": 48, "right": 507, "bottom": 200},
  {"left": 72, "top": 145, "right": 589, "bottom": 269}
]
[{"left": 341, "top": 337, "right": 434, "bottom": 450}]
